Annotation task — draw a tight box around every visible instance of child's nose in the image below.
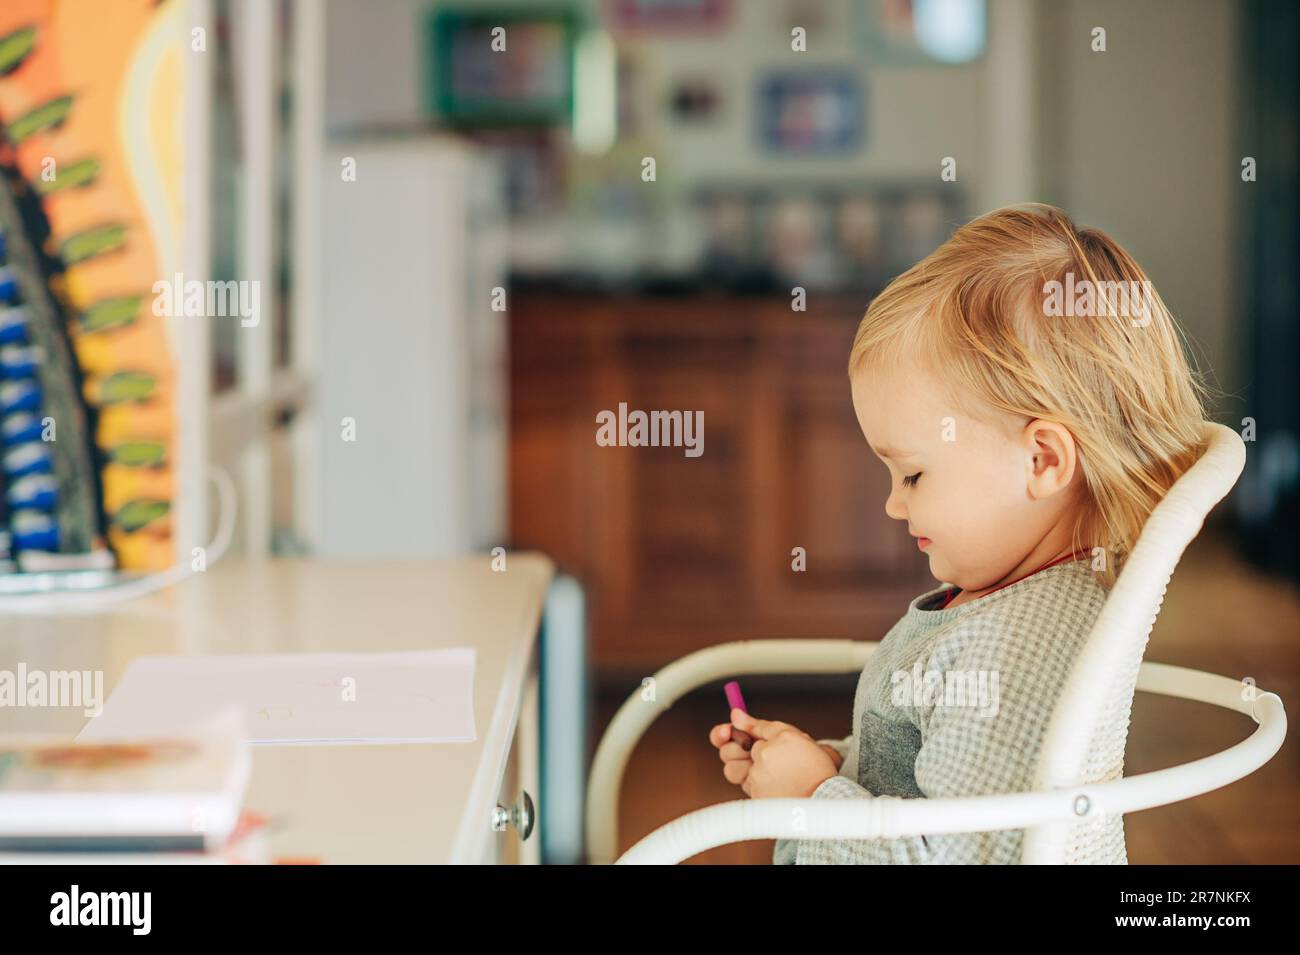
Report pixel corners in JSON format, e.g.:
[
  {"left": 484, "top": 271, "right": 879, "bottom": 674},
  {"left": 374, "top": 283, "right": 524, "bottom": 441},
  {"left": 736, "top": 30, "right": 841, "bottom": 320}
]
[{"left": 884, "top": 486, "right": 908, "bottom": 522}]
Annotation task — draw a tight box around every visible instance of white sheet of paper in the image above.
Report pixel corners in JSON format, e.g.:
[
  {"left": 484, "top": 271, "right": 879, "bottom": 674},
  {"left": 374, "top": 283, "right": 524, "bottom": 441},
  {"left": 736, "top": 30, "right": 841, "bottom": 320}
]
[{"left": 77, "top": 649, "right": 476, "bottom": 745}]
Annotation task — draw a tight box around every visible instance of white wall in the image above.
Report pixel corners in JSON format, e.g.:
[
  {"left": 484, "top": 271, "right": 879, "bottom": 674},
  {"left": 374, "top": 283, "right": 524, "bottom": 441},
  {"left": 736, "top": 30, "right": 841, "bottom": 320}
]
[
  {"left": 324, "top": 0, "right": 425, "bottom": 131},
  {"left": 1038, "top": 0, "right": 1240, "bottom": 402},
  {"left": 317, "top": 138, "right": 506, "bottom": 558}
]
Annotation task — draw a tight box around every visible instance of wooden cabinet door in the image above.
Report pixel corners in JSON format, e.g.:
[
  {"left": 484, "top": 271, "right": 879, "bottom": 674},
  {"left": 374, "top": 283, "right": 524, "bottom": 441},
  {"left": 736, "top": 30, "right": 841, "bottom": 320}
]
[
  {"left": 747, "top": 305, "right": 932, "bottom": 635},
  {"left": 510, "top": 293, "right": 933, "bottom": 679}
]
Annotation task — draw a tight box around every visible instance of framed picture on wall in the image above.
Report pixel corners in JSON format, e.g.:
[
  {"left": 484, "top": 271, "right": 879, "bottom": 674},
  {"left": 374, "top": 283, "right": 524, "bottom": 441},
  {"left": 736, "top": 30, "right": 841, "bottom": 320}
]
[
  {"left": 858, "top": 0, "right": 987, "bottom": 66},
  {"left": 756, "top": 70, "right": 863, "bottom": 154},
  {"left": 427, "top": 8, "right": 580, "bottom": 126}
]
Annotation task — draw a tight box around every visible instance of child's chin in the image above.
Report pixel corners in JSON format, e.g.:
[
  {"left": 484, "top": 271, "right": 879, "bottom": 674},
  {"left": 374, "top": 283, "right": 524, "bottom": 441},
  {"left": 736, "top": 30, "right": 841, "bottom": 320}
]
[{"left": 926, "top": 553, "right": 956, "bottom": 586}]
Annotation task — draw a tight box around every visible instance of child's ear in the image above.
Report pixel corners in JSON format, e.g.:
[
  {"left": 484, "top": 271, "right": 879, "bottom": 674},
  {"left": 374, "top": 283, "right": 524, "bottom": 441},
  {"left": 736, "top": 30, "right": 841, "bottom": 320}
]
[{"left": 1022, "top": 419, "right": 1078, "bottom": 500}]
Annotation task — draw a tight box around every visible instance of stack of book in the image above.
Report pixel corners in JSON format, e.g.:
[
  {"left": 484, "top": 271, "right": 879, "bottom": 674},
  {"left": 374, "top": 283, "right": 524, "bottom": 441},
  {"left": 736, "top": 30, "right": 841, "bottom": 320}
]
[{"left": 0, "top": 707, "right": 266, "bottom": 863}]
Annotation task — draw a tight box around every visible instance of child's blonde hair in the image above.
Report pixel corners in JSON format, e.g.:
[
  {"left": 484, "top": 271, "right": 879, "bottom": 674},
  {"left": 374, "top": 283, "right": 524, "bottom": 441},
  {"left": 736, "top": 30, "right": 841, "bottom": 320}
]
[{"left": 848, "top": 202, "right": 1210, "bottom": 588}]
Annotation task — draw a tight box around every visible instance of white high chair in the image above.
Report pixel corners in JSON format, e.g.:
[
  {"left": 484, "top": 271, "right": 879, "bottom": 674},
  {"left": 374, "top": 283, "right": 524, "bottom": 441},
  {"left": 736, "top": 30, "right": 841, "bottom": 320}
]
[{"left": 586, "top": 422, "right": 1287, "bottom": 864}]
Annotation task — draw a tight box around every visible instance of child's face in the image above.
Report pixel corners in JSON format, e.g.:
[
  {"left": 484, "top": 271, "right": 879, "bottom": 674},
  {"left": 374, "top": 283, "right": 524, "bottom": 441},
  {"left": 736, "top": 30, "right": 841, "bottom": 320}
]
[{"left": 849, "top": 358, "right": 1082, "bottom": 592}]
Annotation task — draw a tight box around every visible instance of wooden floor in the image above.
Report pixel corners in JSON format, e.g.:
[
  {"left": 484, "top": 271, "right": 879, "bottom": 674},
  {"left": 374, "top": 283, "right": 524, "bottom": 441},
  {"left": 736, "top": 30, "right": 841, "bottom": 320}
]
[{"left": 592, "top": 532, "right": 1300, "bottom": 864}]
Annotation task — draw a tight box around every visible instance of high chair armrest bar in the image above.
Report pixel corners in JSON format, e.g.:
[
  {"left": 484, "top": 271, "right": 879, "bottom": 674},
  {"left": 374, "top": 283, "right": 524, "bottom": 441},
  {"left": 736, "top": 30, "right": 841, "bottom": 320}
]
[
  {"left": 586, "top": 642, "right": 1286, "bottom": 865},
  {"left": 612, "top": 688, "right": 1284, "bottom": 864}
]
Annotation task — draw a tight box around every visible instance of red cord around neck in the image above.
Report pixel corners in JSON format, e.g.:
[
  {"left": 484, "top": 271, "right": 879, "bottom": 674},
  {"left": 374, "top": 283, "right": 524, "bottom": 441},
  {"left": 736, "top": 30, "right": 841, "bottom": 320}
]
[{"left": 939, "top": 547, "right": 1093, "bottom": 609}]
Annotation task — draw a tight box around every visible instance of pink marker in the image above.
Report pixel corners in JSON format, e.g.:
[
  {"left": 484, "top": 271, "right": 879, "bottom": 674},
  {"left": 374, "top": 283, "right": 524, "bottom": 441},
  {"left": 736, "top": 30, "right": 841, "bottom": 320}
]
[{"left": 724, "top": 680, "right": 754, "bottom": 751}]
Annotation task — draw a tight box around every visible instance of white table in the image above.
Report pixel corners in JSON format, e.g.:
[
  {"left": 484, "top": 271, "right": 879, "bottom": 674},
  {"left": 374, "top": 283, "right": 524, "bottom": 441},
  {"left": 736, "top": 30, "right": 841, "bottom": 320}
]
[{"left": 0, "top": 554, "right": 554, "bottom": 864}]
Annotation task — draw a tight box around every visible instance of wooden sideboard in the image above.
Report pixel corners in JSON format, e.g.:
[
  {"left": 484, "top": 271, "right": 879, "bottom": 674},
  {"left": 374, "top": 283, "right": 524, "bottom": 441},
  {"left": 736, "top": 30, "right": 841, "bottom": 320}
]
[{"left": 508, "top": 291, "right": 934, "bottom": 682}]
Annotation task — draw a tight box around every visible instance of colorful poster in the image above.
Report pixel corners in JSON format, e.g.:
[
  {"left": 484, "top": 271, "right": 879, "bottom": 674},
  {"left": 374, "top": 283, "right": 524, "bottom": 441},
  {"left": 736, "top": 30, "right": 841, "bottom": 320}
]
[{"left": 0, "top": 0, "right": 183, "bottom": 571}]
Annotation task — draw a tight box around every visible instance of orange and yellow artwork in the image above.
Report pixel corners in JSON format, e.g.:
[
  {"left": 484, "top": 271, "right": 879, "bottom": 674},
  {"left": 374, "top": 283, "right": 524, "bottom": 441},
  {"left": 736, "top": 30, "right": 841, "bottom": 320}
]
[{"left": 0, "top": 0, "right": 183, "bottom": 570}]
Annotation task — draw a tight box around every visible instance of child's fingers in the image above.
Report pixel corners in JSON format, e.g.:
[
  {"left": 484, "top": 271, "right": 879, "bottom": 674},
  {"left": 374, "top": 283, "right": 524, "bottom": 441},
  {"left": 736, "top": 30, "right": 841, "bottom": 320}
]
[
  {"left": 730, "top": 708, "right": 791, "bottom": 741},
  {"left": 709, "top": 722, "right": 734, "bottom": 748},
  {"left": 717, "top": 741, "right": 751, "bottom": 762},
  {"left": 723, "top": 759, "right": 750, "bottom": 785}
]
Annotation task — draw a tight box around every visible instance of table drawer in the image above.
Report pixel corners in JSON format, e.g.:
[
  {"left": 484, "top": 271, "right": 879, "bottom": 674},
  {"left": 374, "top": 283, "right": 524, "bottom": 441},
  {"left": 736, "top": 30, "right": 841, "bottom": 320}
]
[{"left": 488, "top": 656, "right": 540, "bottom": 864}]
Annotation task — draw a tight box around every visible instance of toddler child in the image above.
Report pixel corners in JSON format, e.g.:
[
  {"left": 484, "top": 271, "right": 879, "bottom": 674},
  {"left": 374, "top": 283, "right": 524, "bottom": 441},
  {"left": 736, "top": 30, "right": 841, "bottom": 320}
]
[{"left": 708, "top": 202, "right": 1209, "bottom": 864}]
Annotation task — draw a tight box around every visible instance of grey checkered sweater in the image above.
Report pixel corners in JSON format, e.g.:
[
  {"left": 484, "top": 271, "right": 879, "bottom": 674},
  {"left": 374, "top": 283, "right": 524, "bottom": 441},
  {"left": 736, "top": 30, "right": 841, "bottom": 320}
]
[{"left": 773, "top": 558, "right": 1124, "bottom": 865}]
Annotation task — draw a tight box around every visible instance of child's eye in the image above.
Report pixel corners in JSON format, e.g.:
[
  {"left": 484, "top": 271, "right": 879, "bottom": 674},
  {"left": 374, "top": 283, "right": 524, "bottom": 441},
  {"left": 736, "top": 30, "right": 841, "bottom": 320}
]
[{"left": 902, "top": 472, "right": 921, "bottom": 488}]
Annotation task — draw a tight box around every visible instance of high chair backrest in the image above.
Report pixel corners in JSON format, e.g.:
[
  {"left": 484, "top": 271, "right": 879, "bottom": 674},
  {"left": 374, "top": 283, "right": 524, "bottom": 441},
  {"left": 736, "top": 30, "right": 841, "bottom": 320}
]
[{"left": 1023, "top": 422, "right": 1247, "bottom": 863}]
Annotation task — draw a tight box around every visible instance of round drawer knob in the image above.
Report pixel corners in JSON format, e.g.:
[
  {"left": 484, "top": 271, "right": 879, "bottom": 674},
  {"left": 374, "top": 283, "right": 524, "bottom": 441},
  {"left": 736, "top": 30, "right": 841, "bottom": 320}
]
[{"left": 492, "top": 790, "right": 536, "bottom": 841}]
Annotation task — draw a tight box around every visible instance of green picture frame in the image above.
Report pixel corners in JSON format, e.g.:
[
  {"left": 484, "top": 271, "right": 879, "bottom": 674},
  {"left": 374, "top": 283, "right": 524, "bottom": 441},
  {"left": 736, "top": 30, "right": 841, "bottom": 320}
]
[{"left": 426, "top": 6, "right": 581, "bottom": 128}]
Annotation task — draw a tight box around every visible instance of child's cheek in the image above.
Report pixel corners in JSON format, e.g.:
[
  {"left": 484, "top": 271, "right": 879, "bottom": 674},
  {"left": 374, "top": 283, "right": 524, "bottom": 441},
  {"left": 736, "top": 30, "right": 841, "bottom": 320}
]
[
  {"left": 926, "top": 478, "right": 1003, "bottom": 578},
  {"left": 950, "top": 476, "right": 1035, "bottom": 583},
  {"left": 931, "top": 502, "right": 977, "bottom": 570}
]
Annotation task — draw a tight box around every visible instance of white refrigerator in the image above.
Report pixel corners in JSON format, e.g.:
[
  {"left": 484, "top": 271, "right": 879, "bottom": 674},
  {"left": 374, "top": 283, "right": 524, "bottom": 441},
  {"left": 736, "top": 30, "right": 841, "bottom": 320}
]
[{"left": 318, "top": 135, "right": 507, "bottom": 557}]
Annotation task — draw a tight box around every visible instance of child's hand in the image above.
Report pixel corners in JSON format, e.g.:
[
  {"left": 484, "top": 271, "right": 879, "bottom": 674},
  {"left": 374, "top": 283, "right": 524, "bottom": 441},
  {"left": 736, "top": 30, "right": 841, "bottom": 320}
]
[
  {"left": 709, "top": 721, "right": 754, "bottom": 788},
  {"left": 729, "top": 708, "right": 839, "bottom": 799}
]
